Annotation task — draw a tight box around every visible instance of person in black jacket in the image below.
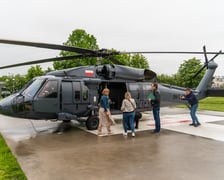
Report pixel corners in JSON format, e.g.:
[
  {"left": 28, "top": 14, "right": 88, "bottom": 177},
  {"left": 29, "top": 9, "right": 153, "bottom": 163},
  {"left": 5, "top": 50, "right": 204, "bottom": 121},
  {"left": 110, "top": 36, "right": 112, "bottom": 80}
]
[
  {"left": 149, "top": 82, "right": 161, "bottom": 133},
  {"left": 180, "top": 88, "right": 201, "bottom": 127}
]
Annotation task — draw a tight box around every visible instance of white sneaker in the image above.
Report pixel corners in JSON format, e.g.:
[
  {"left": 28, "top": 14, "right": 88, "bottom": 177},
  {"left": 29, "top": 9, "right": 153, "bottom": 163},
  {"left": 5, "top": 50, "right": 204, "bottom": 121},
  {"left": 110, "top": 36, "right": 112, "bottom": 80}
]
[
  {"left": 132, "top": 132, "right": 135, "bottom": 137},
  {"left": 123, "top": 132, "right": 127, "bottom": 136}
]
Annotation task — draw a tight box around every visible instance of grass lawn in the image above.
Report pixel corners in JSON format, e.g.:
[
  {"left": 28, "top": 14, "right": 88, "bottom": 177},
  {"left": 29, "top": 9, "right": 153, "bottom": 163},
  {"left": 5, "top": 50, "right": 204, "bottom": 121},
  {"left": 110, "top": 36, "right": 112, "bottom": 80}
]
[
  {"left": 176, "top": 97, "right": 224, "bottom": 112},
  {"left": 0, "top": 134, "right": 27, "bottom": 180}
]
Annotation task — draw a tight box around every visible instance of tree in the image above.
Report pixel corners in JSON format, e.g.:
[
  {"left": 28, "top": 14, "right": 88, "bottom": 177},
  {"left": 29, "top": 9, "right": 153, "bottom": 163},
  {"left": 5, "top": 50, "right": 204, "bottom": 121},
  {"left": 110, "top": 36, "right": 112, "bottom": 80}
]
[
  {"left": 53, "top": 29, "right": 150, "bottom": 70},
  {"left": 45, "top": 67, "right": 53, "bottom": 74},
  {"left": 0, "top": 65, "right": 45, "bottom": 94},
  {"left": 103, "top": 53, "right": 149, "bottom": 69},
  {"left": 53, "top": 29, "right": 99, "bottom": 70},
  {"left": 25, "top": 65, "right": 45, "bottom": 82},
  {"left": 2, "top": 74, "right": 26, "bottom": 93},
  {"left": 129, "top": 54, "right": 149, "bottom": 69},
  {"left": 13, "top": 74, "right": 27, "bottom": 92},
  {"left": 157, "top": 74, "right": 178, "bottom": 85},
  {"left": 176, "top": 58, "right": 205, "bottom": 88}
]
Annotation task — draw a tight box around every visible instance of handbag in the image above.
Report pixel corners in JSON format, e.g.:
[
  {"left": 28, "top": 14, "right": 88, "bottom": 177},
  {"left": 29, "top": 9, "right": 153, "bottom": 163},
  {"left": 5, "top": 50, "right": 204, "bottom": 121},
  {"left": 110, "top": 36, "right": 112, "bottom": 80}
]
[
  {"left": 134, "top": 111, "right": 142, "bottom": 120},
  {"left": 128, "top": 99, "right": 142, "bottom": 120}
]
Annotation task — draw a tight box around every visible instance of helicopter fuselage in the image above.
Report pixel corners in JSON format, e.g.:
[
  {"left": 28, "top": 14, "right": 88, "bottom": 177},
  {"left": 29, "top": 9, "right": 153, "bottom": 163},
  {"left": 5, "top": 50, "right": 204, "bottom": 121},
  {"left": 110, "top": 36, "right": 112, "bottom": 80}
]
[{"left": 0, "top": 62, "right": 218, "bottom": 130}]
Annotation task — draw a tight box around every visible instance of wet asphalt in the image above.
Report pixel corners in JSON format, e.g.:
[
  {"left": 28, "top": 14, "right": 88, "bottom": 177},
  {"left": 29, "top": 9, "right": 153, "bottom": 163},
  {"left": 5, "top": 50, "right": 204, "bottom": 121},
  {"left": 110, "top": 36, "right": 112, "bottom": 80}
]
[
  {"left": 5, "top": 126, "right": 224, "bottom": 180},
  {"left": 1, "top": 108, "right": 224, "bottom": 180}
]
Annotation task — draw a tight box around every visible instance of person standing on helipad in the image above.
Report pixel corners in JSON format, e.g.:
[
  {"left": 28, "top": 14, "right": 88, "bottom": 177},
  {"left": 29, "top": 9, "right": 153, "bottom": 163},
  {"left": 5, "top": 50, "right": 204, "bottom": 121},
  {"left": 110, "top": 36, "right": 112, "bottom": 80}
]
[
  {"left": 180, "top": 88, "right": 201, "bottom": 127},
  {"left": 121, "top": 91, "right": 136, "bottom": 137},
  {"left": 98, "top": 88, "right": 114, "bottom": 135},
  {"left": 149, "top": 82, "right": 161, "bottom": 133}
]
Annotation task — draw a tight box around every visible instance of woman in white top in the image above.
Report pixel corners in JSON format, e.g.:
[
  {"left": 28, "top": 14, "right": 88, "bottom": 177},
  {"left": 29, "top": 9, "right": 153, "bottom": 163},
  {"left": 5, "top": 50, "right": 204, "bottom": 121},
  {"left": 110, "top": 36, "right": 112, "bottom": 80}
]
[{"left": 121, "top": 92, "right": 136, "bottom": 137}]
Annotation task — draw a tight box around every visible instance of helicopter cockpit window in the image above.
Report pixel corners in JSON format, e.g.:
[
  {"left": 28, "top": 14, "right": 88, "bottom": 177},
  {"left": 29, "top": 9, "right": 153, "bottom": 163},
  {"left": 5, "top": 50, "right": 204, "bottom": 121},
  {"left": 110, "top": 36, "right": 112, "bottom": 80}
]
[
  {"left": 22, "top": 79, "right": 45, "bottom": 97},
  {"left": 38, "top": 80, "right": 58, "bottom": 98}
]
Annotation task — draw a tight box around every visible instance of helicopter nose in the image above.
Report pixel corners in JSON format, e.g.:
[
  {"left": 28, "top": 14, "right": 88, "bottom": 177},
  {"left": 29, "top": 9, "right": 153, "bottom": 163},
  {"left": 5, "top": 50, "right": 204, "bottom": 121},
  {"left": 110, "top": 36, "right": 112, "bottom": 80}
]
[{"left": 0, "top": 95, "right": 15, "bottom": 116}]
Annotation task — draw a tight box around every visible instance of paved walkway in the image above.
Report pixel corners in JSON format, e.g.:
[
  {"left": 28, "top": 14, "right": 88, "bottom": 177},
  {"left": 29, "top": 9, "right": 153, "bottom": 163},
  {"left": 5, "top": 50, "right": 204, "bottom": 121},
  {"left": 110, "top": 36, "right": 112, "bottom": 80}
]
[
  {"left": 82, "top": 108, "right": 224, "bottom": 142},
  {"left": 1, "top": 107, "right": 224, "bottom": 180}
]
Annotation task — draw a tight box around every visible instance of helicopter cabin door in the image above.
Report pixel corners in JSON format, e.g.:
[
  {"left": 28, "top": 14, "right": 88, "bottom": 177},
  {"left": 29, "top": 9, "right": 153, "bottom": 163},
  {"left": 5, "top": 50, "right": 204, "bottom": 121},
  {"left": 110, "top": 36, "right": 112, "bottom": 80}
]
[
  {"left": 61, "top": 81, "right": 90, "bottom": 116},
  {"left": 99, "top": 82, "right": 127, "bottom": 112},
  {"left": 33, "top": 80, "right": 60, "bottom": 118},
  {"left": 127, "top": 82, "right": 151, "bottom": 110}
]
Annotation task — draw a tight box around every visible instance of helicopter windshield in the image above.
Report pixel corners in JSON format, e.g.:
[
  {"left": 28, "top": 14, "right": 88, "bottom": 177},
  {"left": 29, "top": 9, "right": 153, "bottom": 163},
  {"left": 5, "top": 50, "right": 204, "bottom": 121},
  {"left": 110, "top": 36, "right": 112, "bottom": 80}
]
[{"left": 22, "top": 79, "right": 45, "bottom": 97}]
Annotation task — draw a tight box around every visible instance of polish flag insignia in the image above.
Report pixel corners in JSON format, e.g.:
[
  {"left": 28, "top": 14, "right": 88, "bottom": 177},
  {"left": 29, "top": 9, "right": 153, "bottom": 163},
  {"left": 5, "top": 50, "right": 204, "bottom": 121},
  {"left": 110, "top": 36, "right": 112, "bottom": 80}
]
[{"left": 85, "top": 70, "right": 94, "bottom": 77}]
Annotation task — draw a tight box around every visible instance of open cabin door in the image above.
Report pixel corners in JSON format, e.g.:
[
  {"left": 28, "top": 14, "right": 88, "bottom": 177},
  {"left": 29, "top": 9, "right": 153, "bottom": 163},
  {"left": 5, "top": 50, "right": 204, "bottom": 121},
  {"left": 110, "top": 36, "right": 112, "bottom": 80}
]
[{"left": 99, "top": 82, "right": 127, "bottom": 113}]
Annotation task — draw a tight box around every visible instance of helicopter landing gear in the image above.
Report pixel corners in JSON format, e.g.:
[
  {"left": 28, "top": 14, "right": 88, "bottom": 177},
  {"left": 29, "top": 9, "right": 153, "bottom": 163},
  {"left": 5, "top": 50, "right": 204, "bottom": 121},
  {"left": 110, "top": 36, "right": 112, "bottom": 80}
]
[{"left": 86, "top": 116, "right": 99, "bottom": 130}]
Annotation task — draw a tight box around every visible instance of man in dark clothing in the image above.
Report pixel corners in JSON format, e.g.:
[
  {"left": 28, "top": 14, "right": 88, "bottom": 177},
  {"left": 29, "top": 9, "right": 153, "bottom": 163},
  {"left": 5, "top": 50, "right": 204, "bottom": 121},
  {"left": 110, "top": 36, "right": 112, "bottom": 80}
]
[
  {"left": 149, "top": 82, "right": 161, "bottom": 133},
  {"left": 180, "top": 88, "right": 201, "bottom": 127}
]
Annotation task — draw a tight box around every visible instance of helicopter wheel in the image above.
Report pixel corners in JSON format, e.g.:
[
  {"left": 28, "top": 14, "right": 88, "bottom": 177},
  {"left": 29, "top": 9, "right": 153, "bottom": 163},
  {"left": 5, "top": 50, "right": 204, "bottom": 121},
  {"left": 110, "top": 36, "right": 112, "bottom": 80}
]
[{"left": 86, "top": 116, "right": 99, "bottom": 130}]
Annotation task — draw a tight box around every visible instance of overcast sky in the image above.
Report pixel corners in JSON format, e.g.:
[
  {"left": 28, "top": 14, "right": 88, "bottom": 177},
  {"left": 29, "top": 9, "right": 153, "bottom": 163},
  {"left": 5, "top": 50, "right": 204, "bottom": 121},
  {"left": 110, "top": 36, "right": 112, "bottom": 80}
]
[{"left": 0, "top": 0, "right": 224, "bottom": 76}]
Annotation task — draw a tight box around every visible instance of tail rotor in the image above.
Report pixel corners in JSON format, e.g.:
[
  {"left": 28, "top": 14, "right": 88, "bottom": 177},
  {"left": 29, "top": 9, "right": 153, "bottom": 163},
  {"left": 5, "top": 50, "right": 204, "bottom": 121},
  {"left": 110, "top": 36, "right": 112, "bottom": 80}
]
[{"left": 192, "top": 46, "right": 222, "bottom": 79}]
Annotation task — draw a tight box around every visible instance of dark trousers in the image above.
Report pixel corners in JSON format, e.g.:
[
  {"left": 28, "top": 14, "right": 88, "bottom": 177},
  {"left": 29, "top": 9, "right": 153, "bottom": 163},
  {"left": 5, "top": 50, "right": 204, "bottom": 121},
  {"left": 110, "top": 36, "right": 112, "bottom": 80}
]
[{"left": 153, "top": 106, "right": 160, "bottom": 132}]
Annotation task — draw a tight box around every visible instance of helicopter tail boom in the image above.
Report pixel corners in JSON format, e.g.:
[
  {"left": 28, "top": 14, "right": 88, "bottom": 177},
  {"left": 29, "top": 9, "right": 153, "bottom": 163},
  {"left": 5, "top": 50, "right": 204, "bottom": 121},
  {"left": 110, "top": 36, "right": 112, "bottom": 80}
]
[{"left": 196, "top": 61, "right": 218, "bottom": 100}]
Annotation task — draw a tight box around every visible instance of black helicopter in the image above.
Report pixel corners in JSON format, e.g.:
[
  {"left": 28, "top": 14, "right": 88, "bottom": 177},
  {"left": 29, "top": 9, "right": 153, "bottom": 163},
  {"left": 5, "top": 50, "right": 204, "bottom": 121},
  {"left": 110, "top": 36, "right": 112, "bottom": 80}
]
[{"left": 0, "top": 39, "right": 223, "bottom": 130}]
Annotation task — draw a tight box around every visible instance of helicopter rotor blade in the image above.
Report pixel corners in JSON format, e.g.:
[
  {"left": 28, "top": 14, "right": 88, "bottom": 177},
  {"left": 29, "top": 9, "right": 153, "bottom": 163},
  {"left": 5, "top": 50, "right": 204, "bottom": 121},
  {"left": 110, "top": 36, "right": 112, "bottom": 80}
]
[
  {"left": 1, "top": 39, "right": 224, "bottom": 55},
  {"left": 121, "top": 51, "right": 224, "bottom": 55},
  {"left": 0, "top": 39, "right": 95, "bottom": 54},
  {"left": 1, "top": 39, "right": 224, "bottom": 70},
  {"left": 207, "top": 50, "right": 222, "bottom": 63},
  {"left": 0, "top": 54, "right": 95, "bottom": 69},
  {"left": 0, "top": 48, "right": 122, "bottom": 69}
]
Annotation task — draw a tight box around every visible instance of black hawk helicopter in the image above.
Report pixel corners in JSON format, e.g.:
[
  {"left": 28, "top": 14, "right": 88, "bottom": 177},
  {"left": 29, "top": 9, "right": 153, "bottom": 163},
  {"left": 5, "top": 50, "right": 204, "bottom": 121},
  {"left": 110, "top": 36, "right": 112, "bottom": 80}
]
[{"left": 0, "top": 39, "right": 223, "bottom": 130}]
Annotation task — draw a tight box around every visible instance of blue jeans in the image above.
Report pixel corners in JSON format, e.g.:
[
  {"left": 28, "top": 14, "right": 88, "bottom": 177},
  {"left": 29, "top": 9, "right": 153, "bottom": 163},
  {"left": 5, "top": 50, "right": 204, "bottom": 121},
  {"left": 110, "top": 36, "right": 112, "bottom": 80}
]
[
  {"left": 123, "top": 112, "right": 135, "bottom": 133},
  {"left": 190, "top": 103, "right": 199, "bottom": 124},
  {"left": 152, "top": 106, "right": 160, "bottom": 132}
]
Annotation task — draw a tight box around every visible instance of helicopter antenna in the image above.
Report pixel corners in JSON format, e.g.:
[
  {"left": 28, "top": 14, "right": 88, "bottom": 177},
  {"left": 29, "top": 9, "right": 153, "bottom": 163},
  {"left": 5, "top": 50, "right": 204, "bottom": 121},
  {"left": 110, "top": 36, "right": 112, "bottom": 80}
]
[{"left": 63, "top": 71, "right": 69, "bottom": 77}]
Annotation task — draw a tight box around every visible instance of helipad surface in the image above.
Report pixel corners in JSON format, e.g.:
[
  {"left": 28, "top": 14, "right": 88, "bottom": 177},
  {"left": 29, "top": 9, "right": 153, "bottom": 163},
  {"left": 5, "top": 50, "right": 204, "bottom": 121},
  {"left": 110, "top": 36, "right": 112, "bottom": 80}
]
[
  {"left": 1, "top": 107, "right": 224, "bottom": 180},
  {"left": 81, "top": 109, "right": 224, "bottom": 142}
]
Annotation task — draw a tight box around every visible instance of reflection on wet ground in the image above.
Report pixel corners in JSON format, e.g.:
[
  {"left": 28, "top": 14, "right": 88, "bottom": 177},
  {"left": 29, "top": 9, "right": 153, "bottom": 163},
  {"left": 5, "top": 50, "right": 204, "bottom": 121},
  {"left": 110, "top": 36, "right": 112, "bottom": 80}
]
[
  {"left": 1, "top": 107, "right": 224, "bottom": 180},
  {"left": 12, "top": 129, "right": 224, "bottom": 180},
  {"left": 209, "top": 120, "right": 224, "bottom": 125}
]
